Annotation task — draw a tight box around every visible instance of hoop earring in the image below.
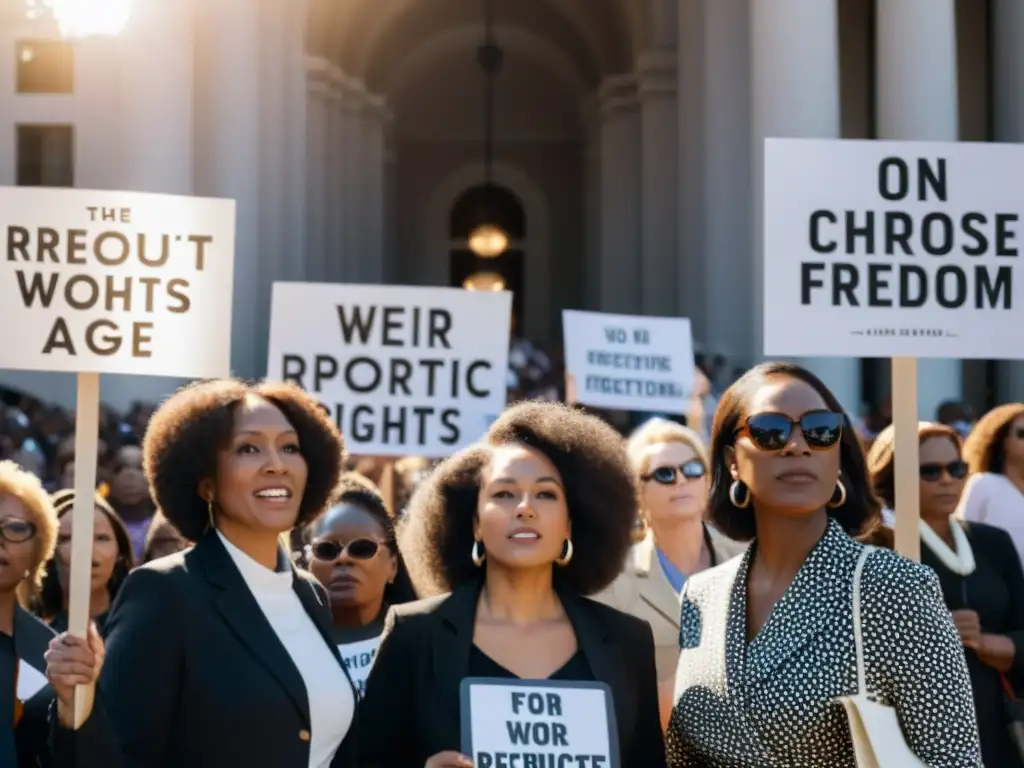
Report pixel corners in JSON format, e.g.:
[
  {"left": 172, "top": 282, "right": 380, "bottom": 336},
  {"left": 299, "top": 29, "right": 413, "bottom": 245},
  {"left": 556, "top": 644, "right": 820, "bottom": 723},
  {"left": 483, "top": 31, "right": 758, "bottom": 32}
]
[
  {"left": 206, "top": 498, "right": 216, "bottom": 531},
  {"left": 729, "top": 480, "right": 751, "bottom": 509},
  {"left": 555, "top": 539, "right": 574, "bottom": 567},
  {"left": 471, "top": 540, "right": 485, "bottom": 567},
  {"left": 828, "top": 478, "right": 847, "bottom": 509}
]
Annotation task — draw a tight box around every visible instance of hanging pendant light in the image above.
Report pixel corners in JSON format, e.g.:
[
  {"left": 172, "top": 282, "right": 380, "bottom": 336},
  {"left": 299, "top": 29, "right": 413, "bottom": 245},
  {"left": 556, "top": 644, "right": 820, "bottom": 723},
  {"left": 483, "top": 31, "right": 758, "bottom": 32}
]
[
  {"left": 468, "top": 0, "right": 507, "bottom": 259},
  {"left": 463, "top": 271, "right": 506, "bottom": 291}
]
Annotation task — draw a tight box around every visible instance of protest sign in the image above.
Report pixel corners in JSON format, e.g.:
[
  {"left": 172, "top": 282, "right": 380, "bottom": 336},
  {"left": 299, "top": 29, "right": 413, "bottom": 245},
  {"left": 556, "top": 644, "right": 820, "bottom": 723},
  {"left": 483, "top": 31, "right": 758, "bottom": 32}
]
[
  {"left": 763, "top": 139, "right": 1024, "bottom": 359},
  {"left": 0, "top": 186, "right": 236, "bottom": 727},
  {"left": 267, "top": 283, "right": 512, "bottom": 457},
  {"left": 338, "top": 635, "right": 381, "bottom": 699},
  {"left": 562, "top": 310, "right": 694, "bottom": 414},
  {"left": 461, "top": 678, "right": 618, "bottom": 768},
  {"left": 0, "top": 187, "right": 235, "bottom": 377}
]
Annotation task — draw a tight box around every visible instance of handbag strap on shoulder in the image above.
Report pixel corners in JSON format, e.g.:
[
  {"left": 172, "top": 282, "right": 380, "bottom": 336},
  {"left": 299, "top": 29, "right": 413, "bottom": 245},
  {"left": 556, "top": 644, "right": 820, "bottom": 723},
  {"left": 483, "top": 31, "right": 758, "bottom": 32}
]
[{"left": 851, "top": 545, "right": 875, "bottom": 697}]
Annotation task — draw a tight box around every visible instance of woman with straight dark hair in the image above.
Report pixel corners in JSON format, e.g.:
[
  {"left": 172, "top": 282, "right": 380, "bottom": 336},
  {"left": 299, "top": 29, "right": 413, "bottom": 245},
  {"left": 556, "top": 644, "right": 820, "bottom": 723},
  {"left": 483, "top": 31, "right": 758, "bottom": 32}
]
[{"left": 667, "top": 362, "right": 981, "bottom": 767}]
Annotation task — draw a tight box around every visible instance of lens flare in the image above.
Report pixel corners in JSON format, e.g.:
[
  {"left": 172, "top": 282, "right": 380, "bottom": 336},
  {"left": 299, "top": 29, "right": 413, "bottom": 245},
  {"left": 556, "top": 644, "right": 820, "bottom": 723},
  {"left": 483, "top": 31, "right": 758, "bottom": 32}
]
[{"left": 25, "top": 0, "right": 133, "bottom": 38}]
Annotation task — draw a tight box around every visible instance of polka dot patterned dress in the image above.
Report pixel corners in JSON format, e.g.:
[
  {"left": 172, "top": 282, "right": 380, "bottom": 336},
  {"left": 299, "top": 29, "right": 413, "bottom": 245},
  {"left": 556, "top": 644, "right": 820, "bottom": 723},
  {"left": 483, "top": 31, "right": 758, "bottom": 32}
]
[{"left": 666, "top": 518, "right": 982, "bottom": 767}]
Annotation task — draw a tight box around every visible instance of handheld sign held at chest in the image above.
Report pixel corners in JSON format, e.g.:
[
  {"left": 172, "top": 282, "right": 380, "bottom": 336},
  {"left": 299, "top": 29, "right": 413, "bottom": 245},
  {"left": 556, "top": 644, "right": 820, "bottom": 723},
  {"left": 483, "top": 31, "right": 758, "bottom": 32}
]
[{"left": 460, "top": 678, "right": 619, "bottom": 768}]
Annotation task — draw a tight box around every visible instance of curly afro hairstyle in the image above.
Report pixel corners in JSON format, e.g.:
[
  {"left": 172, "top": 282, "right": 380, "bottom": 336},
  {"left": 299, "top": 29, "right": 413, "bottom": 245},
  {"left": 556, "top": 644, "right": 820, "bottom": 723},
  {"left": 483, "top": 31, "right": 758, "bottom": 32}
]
[
  {"left": 708, "top": 362, "right": 881, "bottom": 541},
  {"left": 962, "top": 402, "right": 1024, "bottom": 475},
  {"left": 399, "top": 401, "right": 637, "bottom": 597},
  {"left": 143, "top": 379, "right": 344, "bottom": 542}
]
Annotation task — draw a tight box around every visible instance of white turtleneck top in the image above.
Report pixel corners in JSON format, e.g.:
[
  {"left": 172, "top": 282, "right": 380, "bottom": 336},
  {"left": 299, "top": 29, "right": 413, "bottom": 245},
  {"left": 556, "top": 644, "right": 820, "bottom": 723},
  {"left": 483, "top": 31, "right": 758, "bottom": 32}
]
[{"left": 217, "top": 531, "right": 354, "bottom": 768}]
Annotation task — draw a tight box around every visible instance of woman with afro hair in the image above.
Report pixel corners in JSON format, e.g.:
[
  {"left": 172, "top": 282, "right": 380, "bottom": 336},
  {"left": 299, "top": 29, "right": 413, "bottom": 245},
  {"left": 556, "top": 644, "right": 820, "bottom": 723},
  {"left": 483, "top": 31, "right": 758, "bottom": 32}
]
[
  {"left": 357, "top": 401, "right": 666, "bottom": 768},
  {"left": 48, "top": 379, "right": 360, "bottom": 768}
]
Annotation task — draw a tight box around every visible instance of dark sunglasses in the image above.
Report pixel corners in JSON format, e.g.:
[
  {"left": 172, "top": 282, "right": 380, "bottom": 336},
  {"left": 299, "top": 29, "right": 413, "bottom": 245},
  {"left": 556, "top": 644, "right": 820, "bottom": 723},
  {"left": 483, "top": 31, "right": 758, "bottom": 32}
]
[
  {"left": 0, "top": 518, "right": 36, "bottom": 544},
  {"left": 920, "top": 461, "right": 968, "bottom": 482},
  {"left": 310, "top": 538, "right": 383, "bottom": 562},
  {"left": 735, "top": 410, "right": 844, "bottom": 452},
  {"left": 643, "top": 460, "right": 707, "bottom": 485}
]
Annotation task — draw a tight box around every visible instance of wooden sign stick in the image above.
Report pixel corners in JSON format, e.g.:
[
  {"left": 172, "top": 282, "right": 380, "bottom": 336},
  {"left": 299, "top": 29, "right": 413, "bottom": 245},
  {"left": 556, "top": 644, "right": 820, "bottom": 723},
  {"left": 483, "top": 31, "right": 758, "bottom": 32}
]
[
  {"left": 891, "top": 357, "right": 921, "bottom": 562},
  {"left": 68, "top": 372, "right": 100, "bottom": 727}
]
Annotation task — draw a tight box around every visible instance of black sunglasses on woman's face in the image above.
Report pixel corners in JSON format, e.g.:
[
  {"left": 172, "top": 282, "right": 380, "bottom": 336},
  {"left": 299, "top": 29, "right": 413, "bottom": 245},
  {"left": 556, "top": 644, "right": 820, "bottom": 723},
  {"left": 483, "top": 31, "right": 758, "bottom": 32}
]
[
  {"left": 309, "top": 538, "right": 383, "bottom": 562},
  {"left": 643, "top": 460, "right": 707, "bottom": 485},
  {"left": 919, "top": 461, "right": 968, "bottom": 482},
  {"left": 734, "top": 410, "right": 844, "bottom": 452}
]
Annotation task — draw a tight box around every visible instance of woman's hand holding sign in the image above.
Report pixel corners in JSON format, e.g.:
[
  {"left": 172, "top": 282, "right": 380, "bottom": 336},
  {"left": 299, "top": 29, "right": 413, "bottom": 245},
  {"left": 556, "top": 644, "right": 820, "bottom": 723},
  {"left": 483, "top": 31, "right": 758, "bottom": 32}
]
[
  {"left": 425, "top": 752, "right": 473, "bottom": 767},
  {"left": 45, "top": 622, "right": 105, "bottom": 727}
]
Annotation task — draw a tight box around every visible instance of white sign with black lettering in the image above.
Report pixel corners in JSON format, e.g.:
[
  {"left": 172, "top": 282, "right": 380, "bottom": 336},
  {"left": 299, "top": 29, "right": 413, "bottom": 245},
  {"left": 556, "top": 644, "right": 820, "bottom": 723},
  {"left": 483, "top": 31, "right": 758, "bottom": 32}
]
[
  {"left": 460, "top": 678, "right": 619, "bottom": 768},
  {"left": 337, "top": 635, "right": 380, "bottom": 699},
  {"left": 562, "top": 310, "right": 694, "bottom": 414},
  {"left": 764, "top": 138, "right": 1024, "bottom": 359},
  {"left": 267, "top": 282, "right": 512, "bottom": 457},
  {"left": 0, "top": 186, "right": 235, "bottom": 377}
]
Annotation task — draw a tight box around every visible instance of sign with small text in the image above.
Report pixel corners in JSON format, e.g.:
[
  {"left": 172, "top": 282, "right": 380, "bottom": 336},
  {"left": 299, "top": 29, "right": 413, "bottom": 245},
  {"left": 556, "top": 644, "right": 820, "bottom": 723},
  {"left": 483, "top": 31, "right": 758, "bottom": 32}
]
[
  {"left": 337, "top": 635, "right": 380, "bottom": 699},
  {"left": 764, "top": 138, "right": 1024, "bottom": 359},
  {"left": 460, "top": 678, "right": 619, "bottom": 768},
  {"left": 562, "top": 310, "right": 694, "bottom": 414},
  {"left": 267, "top": 282, "right": 512, "bottom": 457},
  {"left": 0, "top": 186, "right": 235, "bottom": 377}
]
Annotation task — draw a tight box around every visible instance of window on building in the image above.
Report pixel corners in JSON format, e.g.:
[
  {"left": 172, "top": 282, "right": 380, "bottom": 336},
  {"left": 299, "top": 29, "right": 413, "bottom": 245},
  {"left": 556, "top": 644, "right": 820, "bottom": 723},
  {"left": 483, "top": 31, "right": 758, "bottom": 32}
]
[
  {"left": 17, "top": 125, "right": 75, "bottom": 187},
  {"left": 16, "top": 40, "right": 74, "bottom": 94}
]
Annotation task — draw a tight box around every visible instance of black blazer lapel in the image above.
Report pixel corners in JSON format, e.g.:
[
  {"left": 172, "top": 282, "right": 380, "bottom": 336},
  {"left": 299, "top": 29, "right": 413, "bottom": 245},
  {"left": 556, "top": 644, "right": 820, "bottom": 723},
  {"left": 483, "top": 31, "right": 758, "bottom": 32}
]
[
  {"left": 190, "top": 533, "right": 310, "bottom": 725},
  {"left": 13, "top": 606, "right": 52, "bottom": 678},
  {"left": 433, "top": 580, "right": 480, "bottom": 724},
  {"left": 558, "top": 585, "right": 635, "bottom": 749}
]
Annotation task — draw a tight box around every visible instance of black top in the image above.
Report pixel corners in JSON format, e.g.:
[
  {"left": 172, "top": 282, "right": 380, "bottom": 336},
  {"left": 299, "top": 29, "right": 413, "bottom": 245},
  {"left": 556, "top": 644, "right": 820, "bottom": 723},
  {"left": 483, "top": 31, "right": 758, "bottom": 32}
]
[
  {"left": 2, "top": 605, "right": 59, "bottom": 768},
  {"left": 469, "top": 645, "right": 593, "bottom": 681},
  {"left": 921, "top": 521, "right": 1024, "bottom": 768},
  {"left": 51, "top": 532, "right": 360, "bottom": 768},
  {"left": 357, "top": 577, "right": 666, "bottom": 767}
]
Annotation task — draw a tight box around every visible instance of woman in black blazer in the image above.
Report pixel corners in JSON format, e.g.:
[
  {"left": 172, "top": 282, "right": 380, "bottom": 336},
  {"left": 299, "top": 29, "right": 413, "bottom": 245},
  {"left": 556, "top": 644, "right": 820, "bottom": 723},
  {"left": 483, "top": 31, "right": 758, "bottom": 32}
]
[
  {"left": 358, "top": 402, "right": 666, "bottom": 768},
  {"left": 47, "top": 379, "right": 359, "bottom": 768}
]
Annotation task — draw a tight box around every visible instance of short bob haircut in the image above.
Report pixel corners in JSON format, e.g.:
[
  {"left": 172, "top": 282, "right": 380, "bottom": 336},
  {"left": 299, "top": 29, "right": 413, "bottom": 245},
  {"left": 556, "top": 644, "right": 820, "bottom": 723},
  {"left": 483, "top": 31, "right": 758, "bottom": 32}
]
[
  {"left": 36, "top": 490, "right": 136, "bottom": 621},
  {"left": 867, "top": 422, "right": 961, "bottom": 510},
  {"left": 309, "top": 472, "right": 417, "bottom": 606},
  {"left": 400, "top": 401, "right": 637, "bottom": 597},
  {"left": 962, "top": 402, "right": 1024, "bottom": 475},
  {"left": 707, "top": 362, "right": 881, "bottom": 541},
  {"left": 144, "top": 379, "right": 344, "bottom": 542},
  {"left": 0, "top": 460, "right": 59, "bottom": 603}
]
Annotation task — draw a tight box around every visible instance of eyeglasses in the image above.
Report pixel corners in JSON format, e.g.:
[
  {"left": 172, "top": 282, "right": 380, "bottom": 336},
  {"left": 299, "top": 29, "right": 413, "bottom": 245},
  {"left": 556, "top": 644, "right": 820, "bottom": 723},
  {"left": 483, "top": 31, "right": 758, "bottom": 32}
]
[
  {"left": 0, "top": 518, "right": 36, "bottom": 544},
  {"left": 643, "top": 460, "right": 707, "bottom": 485},
  {"left": 735, "top": 410, "right": 844, "bottom": 452},
  {"left": 920, "top": 461, "right": 968, "bottom": 482},
  {"left": 309, "top": 538, "right": 383, "bottom": 562}
]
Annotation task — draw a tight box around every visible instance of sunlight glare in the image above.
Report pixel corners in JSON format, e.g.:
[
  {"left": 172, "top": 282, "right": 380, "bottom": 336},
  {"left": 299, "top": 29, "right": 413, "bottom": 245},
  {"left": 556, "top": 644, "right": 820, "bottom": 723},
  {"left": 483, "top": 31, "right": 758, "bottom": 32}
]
[{"left": 25, "top": 0, "right": 134, "bottom": 38}]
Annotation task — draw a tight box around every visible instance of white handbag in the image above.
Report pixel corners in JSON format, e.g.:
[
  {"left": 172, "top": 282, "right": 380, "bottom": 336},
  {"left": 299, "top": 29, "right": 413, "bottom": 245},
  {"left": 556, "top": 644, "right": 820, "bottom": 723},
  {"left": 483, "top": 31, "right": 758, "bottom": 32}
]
[{"left": 836, "top": 546, "right": 927, "bottom": 767}]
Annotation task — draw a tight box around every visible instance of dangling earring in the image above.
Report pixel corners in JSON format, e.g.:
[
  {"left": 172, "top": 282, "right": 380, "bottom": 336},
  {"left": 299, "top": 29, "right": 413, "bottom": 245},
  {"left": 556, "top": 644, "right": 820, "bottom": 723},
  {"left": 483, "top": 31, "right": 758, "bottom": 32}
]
[
  {"left": 828, "top": 478, "right": 847, "bottom": 509},
  {"left": 471, "top": 540, "right": 485, "bottom": 567},
  {"left": 207, "top": 497, "right": 217, "bottom": 531},
  {"left": 729, "top": 480, "right": 751, "bottom": 509},
  {"left": 555, "top": 539, "right": 574, "bottom": 567}
]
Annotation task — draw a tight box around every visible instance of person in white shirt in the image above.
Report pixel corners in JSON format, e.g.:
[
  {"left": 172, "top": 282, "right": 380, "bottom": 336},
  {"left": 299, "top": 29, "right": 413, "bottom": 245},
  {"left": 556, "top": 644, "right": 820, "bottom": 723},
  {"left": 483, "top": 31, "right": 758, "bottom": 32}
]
[
  {"left": 48, "top": 379, "right": 358, "bottom": 768},
  {"left": 959, "top": 403, "right": 1024, "bottom": 569}
]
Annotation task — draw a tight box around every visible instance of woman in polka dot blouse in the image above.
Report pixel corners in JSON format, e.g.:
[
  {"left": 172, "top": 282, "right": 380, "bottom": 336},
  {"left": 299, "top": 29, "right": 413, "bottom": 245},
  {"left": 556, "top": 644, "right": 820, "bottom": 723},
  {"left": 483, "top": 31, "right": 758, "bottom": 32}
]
[{"left": 666, "top": 362, "right": 982, "bottom": 767}]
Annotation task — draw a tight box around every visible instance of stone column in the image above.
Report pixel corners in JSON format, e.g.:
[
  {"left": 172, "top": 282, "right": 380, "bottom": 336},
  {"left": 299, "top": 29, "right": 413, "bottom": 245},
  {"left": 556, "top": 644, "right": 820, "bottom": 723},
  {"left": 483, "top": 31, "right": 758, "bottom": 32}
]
[
  {"left": 751, "top": 0, "right": 861, "bottom": 414},
  {"left": 581, "top": 96, "right": 602, "bottom": 310},
  {"left": 597, "top": 75, "right": 642, "bottom": 315},
  {"left": 992, "top": 0, "right": 1024, "bottom": 403},
  {"left": 637, "top": 50, "right": 678, "bottom": 317},
  {"left": 383, "top": 117, "right": 398, "bottom": 282},
  {"left": 193, "top": 0, "right": 262, "bottom": 380},
  {"left": 341, "top": 77, "right": 365, "bottom": 281},
  {"left": 876, "top": 0, "right": 963, "bottom": 419},
  {"left": 359, "top": 95, "right": 387, "bottom": 283},
  {"left": 325, "top": 67, "right": 346, "bottom": 283},
  {"left": 282, "top": 0, "right": 308, "bottom": 281},
  {"left": 306, "top": 59, "right": 330, "bottom": 282}
]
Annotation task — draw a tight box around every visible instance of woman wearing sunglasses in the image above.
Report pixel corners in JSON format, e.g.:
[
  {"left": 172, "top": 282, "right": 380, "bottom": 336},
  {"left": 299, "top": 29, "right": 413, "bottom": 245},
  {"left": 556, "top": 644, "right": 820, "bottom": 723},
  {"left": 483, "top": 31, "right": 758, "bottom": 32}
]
[
  {"left": 305, "top": 473, "right": 415, "bottom": 698},
  {"left": 958, "top": 403, "right": 1024, "bottom": 570},
  {"left": 868, "top": 421, "right": 1024, "bottom": 768},
  {"left": 666, "top": 362, "right": 981, "bottom": 767},
  {"left": 594, "top": 418, "right": 743, "bottom": 729}
]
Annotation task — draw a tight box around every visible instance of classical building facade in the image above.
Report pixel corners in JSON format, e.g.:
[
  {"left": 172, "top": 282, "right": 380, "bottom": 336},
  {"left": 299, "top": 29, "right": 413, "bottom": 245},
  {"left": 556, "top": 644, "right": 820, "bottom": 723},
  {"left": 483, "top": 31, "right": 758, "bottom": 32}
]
[{"left": 0, "top": 0, "right": 1022, "bottom": 418}]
